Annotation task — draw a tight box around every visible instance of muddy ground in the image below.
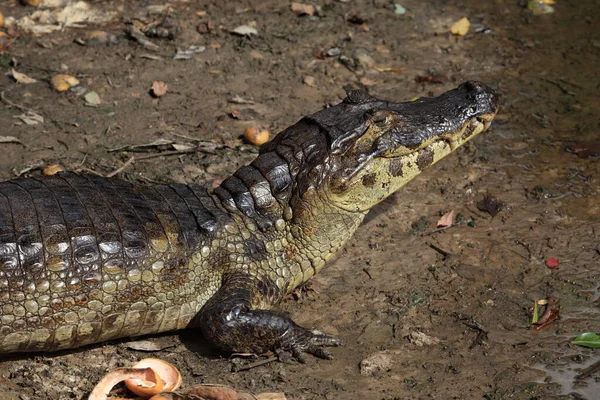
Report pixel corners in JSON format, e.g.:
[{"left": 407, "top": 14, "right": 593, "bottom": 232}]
[{"left": 0, "top": 0, "right": 599, "bottom": 399}]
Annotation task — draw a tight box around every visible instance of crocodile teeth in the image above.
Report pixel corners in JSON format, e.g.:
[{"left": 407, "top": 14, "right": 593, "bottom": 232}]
[{"left": 449, "top": 140, "right": 460, "bottom": 151}]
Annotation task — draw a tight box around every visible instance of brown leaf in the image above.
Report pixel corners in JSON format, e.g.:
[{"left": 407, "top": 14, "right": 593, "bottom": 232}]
[
  {"left": 151, "top": 80, "right": 168, "bottom": 97},
  {"left": 567, "top": 141, "right": 600, "bottom": 158},
  {"left": 436, "top": 210, "right": 456, "bottom": 228},
  {"left": 477, "top": 195, "right": 503, "bottom": 217}
]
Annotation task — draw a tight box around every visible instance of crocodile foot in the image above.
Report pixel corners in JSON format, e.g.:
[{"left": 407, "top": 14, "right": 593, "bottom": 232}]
[
  {"left": 197, "top": 273, "right": 342, "bottom": 362},
  {"left": 275, "top": 328, "right": 342, "bottom": 363}
]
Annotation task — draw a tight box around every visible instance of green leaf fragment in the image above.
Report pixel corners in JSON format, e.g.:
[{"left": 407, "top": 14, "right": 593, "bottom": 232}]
[
  {"left": 572, "top": 332, "right": 600, "bottom": 348},
  {"left": 394, "top": 4, "right": 407, "bottom": 15},
  {"left": 531, "top": 301, "right": 539, "bottom": 324},
  {"left": 85, "top": 91, "right": 101, "bottom": 106}
]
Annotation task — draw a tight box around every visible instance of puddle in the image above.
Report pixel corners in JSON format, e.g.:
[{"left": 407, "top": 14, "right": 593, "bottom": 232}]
[{"left": 533, "top": 355, "right": 600, "bottom": 399}]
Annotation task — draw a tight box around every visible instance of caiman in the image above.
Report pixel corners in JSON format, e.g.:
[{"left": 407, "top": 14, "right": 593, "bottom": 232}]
[{"left": 0, "top": 81, "right": 498, "bottom": 360}]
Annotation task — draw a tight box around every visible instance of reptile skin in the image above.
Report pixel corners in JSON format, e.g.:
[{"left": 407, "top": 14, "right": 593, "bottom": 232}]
[{"left": 0, "top": 81, "right": 498, "bottom": 359}]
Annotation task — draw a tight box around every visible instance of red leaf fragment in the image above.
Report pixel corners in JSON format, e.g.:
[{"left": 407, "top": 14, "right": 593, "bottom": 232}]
[
  {"left": 436, "top": 210, "right": 456, "bottom": 228},
  {"left": 545, "top": 258, "right": 559, "bottom": 269}
]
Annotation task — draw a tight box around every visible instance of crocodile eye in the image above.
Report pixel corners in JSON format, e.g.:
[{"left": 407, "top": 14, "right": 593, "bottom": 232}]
[
  {"left": 468, "top": 107, "right": 477, "bottom": 114},
  {"left": 366, "top": 110, "right": 389, "bottom": 127}
]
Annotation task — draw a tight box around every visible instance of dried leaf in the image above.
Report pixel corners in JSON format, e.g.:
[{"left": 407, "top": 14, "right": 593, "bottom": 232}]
[
  {"left": 477, "top": 195, "right": 503, "bottom": 217},
  {"left": 229, "top": 95, "right": 255, "bottom": 104},
  {"left": 0, "top": 136, "right": 23, "bottom": 144},
  {"left": 374, "top": 66, "right": 404, "bottom": 73},
  {"left": 84, "top": 91, "right": 101, "bottom": 106},
  {"left": 151, "top": 81, "right": 168, "bottom": 97},
  {"left": 450, "top": 17, "right": 470, "bottom": 36},
  {"left": 171, "top": 143, "right": 196, "bottom": 152},
  {"left": 291, "top": 3, "right": 315, "bottom": 16},
  {"left": 14, "top": 111, "right": 44, "bottom": 125},
  {"left": 230, "top": 25, "right": 258, "bottom": 36},
  {"left": 173, "top": 45, "right": 206, "bottom": 60},
  {"left": 50, "top": 74, "right": 79, "bottom": 92},
  {"left": 10, "top": 69, "right": 37, "bottom": 84},
  {"left": 436, "top": 210, "right": 456, "bottom": 228}
]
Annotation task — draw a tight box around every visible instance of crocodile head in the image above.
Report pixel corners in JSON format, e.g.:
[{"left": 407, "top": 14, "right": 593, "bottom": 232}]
[
  {"left": 259, "top": 81, "right": 498, "bottom": 215},
  {"left": 322, "top": 81, "right": 499, "bottom": 211}
]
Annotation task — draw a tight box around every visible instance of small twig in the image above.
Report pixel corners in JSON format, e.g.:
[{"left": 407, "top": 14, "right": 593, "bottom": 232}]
[
  {"left": 106, "top": 156, "right": 135, "bottom": 178},
  {"left": 541, "top": 78, "right": 576, "bottom": 96},
  {"left": 231, "top": 356, "right": 278, "bottom": 372},
  {"left": 427, "top": 243, "right": 453, "bottom": 259},
  {"left": 575, "top": 359, "right": 600, "bottom": 381},
  {"left": 1, "top": 91, "right": 35, "bottom": 112},
  {"left": 422, "top": 225, "right": 452, "bottom": 236},
  {"left": 362, "top": 267, "right": 373, "bottom": 280},
  {"left": 463, "top": 321, "right": 488, "bottom": 350},
  {"left": 134, "top": 149, "right": 199, "bottom": 161},
  {"left": 74, "top": 166, "right": 105, "bottom": 177}
]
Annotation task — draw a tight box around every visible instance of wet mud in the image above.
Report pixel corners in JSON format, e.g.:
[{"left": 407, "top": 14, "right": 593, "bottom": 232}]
[{"left": 0, "top": 0, "right": 599, "bottom": 399}]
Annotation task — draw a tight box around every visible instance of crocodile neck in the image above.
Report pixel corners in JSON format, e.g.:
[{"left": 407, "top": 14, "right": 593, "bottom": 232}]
[{"left": 209, "top": 146, "right": 366, "bottom": 295}]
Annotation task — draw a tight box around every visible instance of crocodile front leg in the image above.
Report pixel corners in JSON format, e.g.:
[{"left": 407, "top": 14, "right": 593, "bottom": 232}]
[{"left": 197, "top": 273, "right": 341, "bottom": 362}]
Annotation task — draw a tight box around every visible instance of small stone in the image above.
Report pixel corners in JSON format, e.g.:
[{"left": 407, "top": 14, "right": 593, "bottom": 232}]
[
  {"left": 408, "top": 331, "right": 440, "bottom": 347},
  {"left": 359, "top": 352, "right": 393, "bottom": 376},
  {"left": 303, "top": 75, "right": 316, "bottom": 87},
  {"left": 326, "top": 47, "right": 341, "bottom": 57}
]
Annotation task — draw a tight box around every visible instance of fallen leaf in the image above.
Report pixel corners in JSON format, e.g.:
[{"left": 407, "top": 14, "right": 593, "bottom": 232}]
[
  {"left": 374, "top": 66, "right": 404, "bottom": 73},
  {"left": 50, "top": 74, "right": 79, "bottom": 92},
  {"left": 572, "top": 332, "right": 600, "bottom": 348},
  {"left": 229, "top": 95, "right": 255, "bottom": 104},
  {"left": 0, "top": 32, "right": 10, "bottom": 52},
  {"left": 84, "top": 91, "right": 101, "bottom": 106},
  {"left": 450, "top": 17, "right": 470, "bottom": 36},
  {"left": 151, "top": 81, "right": 168, "bottom": 97},
  {"left": 394, "top": 4, "right": 407, "bottom": 15},
  {"left": 477, "top": 194, "right": 503, "bottom": 217},
  {"left": 0, "top": 136, "right": 23, "bottom": 144},
  {"left": 230, "top": 25, "right": 258, "bottom": 36},
  {"left": 436, "top": 210, "right": 456, "bottom": 228},
  {"left": 14, "top": 111, "right": 44, "bottom": 125},
  {"left": 172, "top": 143, "right": 197, "bottom": 152},
  {"left": 291, "top": 2, "right": 315, "bottom": 16},
  {"left": 173, "top": 45, "right": 206, "bottom": 60},
  {"left": 10, "top": 69, "right": 37, "bottom": 84},
  {"left": 567, "top": 141, "right": 600, "bottom": 158},
  {"left": 43, "top": 164, "right": 64, "bottom": 176}
]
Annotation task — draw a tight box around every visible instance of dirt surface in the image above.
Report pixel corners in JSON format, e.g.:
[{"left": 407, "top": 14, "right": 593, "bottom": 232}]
[{"left": 1, "top": 0, "right": 599, "bottom": 399}]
